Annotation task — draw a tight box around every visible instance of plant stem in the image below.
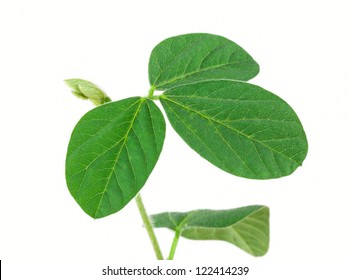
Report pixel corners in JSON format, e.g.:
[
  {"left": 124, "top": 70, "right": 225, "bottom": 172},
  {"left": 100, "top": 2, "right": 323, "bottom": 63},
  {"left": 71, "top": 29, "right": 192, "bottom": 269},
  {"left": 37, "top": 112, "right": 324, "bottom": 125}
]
[
  {"left": 135, "top": 194, "right": 164, "bottom": 260},
  {"left": 148, "top": 86, "right": 155, "bottom": 99},
  {"left": 168, "top": 230, "right": 180, "bottom": 260}
]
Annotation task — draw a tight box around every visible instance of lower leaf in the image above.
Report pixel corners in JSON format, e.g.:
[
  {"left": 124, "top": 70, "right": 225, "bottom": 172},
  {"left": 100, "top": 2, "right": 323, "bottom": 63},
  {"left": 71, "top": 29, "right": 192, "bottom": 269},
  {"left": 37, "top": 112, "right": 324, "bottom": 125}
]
[{"left": 151, "top": 205, "right": 269, "bottom": 256}]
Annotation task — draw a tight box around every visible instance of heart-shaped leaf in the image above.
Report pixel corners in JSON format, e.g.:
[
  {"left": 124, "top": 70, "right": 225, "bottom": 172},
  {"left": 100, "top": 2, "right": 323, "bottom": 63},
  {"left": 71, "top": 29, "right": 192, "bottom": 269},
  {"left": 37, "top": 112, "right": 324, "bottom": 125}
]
[
  {"left": 66, "top": 97, "right": 165, "bottom": 218},
  {"left": 151, "top": 206, "right": 269, "bottom": 256},
  {"left": 149, "top": 33, "right": 259, "bottom": 90},
  {"left": 160, "top": 80, "right": 308, "bottom": 179}
]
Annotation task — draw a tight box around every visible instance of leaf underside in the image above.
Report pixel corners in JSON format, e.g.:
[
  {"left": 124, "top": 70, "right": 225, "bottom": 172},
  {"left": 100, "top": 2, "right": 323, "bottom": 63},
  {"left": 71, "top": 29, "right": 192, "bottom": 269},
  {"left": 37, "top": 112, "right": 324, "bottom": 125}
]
[
  {"left": 65, "top": 97, "right": 165, "bottom": 218},
  {"left": 160, "top": 80, "right": 308, "bottom": 179},
  {"left": 151, "top": 205, "right": 269, "bottom": 256},
  {"left": 149, "top": 33, "right": 259, "bottom": 90}
]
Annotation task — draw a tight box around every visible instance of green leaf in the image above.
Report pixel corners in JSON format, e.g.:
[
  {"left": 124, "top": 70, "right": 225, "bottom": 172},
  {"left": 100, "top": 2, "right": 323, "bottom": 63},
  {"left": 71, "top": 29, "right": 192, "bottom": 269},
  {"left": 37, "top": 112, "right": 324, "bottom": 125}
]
[
  {"left": 151, "top": 206, "right": 269, "bottom": 256},
  {"left": 149, "top": 33, "right": 259, "bottom": 90},
  {"left": 65, "top": 78, "right": 111, "bottom": 106},
  {"left": 160, "top": 80, "right": 308, "bottom": 179},
  {"left": 65, "top": 97, "right": 165, "bottom": 218}
]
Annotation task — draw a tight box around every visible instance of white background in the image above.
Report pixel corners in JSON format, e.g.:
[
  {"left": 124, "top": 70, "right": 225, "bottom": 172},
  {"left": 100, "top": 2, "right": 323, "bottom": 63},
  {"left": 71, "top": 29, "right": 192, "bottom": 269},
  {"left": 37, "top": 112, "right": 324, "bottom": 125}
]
[{"left": 1, "top": 0, "right": 349, "bottom": 278}]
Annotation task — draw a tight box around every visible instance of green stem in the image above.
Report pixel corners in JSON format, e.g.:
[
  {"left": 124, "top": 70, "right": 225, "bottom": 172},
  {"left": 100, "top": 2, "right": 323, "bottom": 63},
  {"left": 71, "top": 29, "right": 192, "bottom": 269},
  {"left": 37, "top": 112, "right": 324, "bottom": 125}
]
[
  {"left": 135, "top": 194, "right": 164, "bottom": 260},
  {"left": 168, "top": 230, "right": 181, "bottom": 260},
  {"left": 148, "top": 86, "right": 156, "bottom": 99},
  {"left": 151, "top": 95, "right": 160, "bottom": 100}
]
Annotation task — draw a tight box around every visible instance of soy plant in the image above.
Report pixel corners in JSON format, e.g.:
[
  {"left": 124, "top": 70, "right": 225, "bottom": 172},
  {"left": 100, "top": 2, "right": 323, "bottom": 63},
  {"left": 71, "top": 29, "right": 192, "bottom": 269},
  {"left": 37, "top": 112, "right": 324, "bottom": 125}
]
[{"left": 65, "top": 33, "right": 308, "bottom": 260}]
